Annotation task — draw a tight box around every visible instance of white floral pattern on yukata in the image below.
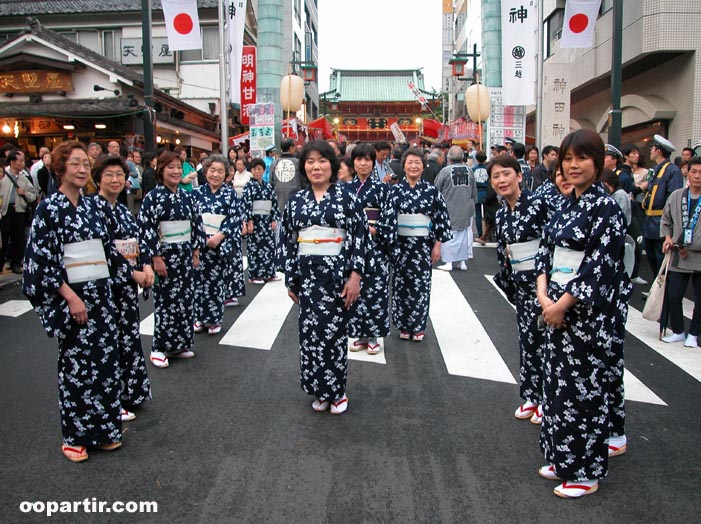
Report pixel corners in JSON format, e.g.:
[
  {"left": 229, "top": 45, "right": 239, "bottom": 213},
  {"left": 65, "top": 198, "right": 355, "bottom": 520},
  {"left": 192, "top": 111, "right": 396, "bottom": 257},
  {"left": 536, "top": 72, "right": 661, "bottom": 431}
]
[
  {"left": 242, "top": 179, "right": 280, "bottom": 280},
  {"left": 282, "top": 184, "right": 366, "bottom": 402},
  {"left": 390, "top": 179, "right": 452, "bottom": 333},
  {"left": 23, "top": 193, "right": 132, "bottom": 446},
  {"left": 138, "top": 185, "right": 205, "bottom": 353},
  {"left": 535, "top": 182, "right": 631, "bottom": 481}
]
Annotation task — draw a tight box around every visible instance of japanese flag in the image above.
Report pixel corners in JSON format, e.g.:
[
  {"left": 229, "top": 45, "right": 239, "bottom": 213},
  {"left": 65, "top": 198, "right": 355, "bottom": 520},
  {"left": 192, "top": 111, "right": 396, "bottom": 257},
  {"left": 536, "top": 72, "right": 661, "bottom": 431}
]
[
  {"left": 162, "top": 0, "right": 201, "bottom": 51},
  {"left": 560, "top": 0, "right": 602, "bottom": 49}
]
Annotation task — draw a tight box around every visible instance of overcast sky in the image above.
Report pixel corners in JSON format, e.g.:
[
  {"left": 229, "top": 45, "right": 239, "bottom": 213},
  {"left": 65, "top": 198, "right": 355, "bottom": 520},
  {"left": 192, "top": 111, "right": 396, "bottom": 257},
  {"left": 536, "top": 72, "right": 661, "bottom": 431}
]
[{"left": 316, "top": 0, "right": 443, "bottom": 93}]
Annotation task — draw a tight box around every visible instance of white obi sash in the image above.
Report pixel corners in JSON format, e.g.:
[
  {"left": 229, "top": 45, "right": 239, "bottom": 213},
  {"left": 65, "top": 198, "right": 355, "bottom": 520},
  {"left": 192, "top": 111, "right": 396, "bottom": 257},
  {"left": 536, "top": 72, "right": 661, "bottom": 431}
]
[
  {"left": 508, "top": 239, "right": 540, "bottom": 272},
  {"left": 397, "top": 213, "right": 431, "bottom": 237},
  {"left": 115, "top": 238, "right": 139, "bottom": 267},
  {"left": 159, "top": 220, "right": 190, "bottom": 244},
  {"left": 550, "top": 247, "right": 585, "bottom": 285},
  {"left": 63, "top": 239, "right": 109, "bottom": 283},
  {"left": 252, "top": 200, "right": 273, "bottom": 215},
  {"left": 297, "top": 226, "right": 347, "bottom": 256},
  {"left": 202, "top": 213, "right": 226, "bottom": 236}
]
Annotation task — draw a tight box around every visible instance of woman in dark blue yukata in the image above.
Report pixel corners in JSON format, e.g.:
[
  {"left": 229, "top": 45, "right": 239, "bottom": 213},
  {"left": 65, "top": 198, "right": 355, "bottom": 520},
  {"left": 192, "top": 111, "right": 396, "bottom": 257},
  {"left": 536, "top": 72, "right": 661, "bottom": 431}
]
[
  {"left": 192, "top": 154, "right": 243, "bottom": 335},
  {"left": 282, "top": 140, "right": 366, "bottom": 415},
  {"left": 535, "top": 129, "right": 631, "bottom": 498},
  {"left": 138, "top": 150, "right": 206, "bottom": 370},
  {"left": 390, "top": 147, "right": 452, "bottom": 342},
  {"left": 490, "top": 155, "right": 550, "bottom": 425},
  {"left": 242, "top": 157, "right": 281, "bottom": 284},
  {"left": 92, "top": 154, "right": 154, "bottom": 424},
  {"left": 23, "top": 141, "right": 147, "bottom": 463},
  {"left": 346, "top": 143, "right": 397, "bottom": 355}
]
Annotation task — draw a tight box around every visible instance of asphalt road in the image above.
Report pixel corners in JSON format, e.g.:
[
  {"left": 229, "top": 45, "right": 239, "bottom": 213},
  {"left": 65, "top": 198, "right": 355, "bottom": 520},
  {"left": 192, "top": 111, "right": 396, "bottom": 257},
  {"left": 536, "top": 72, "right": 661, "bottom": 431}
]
[{"left": 1, "top": 246, "right": 699, "bottom": 524}]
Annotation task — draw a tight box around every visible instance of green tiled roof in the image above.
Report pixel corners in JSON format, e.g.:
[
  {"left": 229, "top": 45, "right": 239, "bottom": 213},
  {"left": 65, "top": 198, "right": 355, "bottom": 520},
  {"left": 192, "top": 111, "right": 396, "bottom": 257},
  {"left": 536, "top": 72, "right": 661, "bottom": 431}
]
[{"left": 329, "top": 69, "right": 427, "bottom": 102}]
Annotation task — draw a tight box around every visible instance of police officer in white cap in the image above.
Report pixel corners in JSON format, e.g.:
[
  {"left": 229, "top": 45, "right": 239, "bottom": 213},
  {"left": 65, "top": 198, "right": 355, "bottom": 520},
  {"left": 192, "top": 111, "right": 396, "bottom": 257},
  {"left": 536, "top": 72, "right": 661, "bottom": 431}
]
[
  {"left": 605, "top": 144, "right": 634, "bottom": 193},
  {"left": 642, "top": 134, "right": 684, "bottom": 276}
]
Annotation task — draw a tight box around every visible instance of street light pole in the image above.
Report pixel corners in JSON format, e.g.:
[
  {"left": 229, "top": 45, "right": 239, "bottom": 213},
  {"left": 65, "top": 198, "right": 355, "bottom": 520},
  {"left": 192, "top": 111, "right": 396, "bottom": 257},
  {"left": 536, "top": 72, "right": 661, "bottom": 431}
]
[
  {"left": 141, "top": 0, "right": 156, "bottom": 153},
  {"left": 609, "top": 0, "right": 623, "bottom": 147}
]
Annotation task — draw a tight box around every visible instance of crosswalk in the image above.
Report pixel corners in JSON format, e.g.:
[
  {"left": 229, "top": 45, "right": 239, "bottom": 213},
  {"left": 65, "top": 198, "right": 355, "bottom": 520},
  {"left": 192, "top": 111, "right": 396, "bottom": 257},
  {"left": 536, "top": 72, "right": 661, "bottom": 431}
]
[{"left": 4, "top": 270, "right": 701, "bottom": 407}]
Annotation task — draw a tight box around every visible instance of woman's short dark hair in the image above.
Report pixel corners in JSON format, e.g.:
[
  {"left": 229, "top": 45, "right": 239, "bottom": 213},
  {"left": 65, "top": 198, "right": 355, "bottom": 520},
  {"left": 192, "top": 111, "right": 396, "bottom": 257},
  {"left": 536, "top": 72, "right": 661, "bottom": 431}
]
[
  {"left": 601, "top": 168, "right": 620, "bottom": 190},
  {"left": 92, "top": 154, "right": 129, "bottom": 186},
  {"left": 558, "top": 129, "right": 605, "bottom": 182},
  {"left": 547, "top": 162, "right": 561, "bottom": 183},
  {"left": 298, "top": 140, "right": 340, "bottom": 184},
  {"left": 350, "top": 142, "right": 376, "bottom": 165},
  {"left": 487, "top": 155, "right": 521, "bottom": 177},
  {"left": 401, "top": 147, "right": 427, "bottom": 170},
  {"left": 340, "top": 156, "right": 354, "bottom": 175},
  {"left": 249, "top": 158, "right": 266, "bottom": 171},
  {"left": 51, "top": 140, "right": 88, "bottom": 182},
  {"left": 155, "top": 150, "right": 181, "bottom": 184}
]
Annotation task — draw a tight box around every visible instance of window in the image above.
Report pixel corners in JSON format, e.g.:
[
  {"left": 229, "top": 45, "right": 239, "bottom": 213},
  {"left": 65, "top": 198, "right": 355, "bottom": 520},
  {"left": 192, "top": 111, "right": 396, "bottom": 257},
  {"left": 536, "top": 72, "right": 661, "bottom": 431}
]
[
  {"left": 600, "top": 0, "right": 613, "bottom": 14},
  {"left": 294, "top": 0, "right": 301, "bottom": 25},
  {"left": 58, "top": 30, "right": 100, "bottom": 53},
  {"left": 180, "top": 26, "right": 219, "bottom": 62},
  {"left": 545, "top": 8, "right": 564, "bottom": 58},
  {"left": 294, "top": 35, "right": 302, "bottom": 64},
  {"left": 102, "top": 29, "right": 122, "bottom": 61}
]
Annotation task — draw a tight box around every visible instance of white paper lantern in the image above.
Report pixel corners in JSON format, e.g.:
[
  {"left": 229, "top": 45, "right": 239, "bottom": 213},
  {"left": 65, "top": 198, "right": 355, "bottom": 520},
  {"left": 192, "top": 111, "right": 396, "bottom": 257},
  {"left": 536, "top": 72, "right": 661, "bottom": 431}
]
[
  {"left": 465, "top": 83, "right": 491, "bottom": 122},
  {"left": 280, "top": 74, "right": 305, "bottom": 113}
]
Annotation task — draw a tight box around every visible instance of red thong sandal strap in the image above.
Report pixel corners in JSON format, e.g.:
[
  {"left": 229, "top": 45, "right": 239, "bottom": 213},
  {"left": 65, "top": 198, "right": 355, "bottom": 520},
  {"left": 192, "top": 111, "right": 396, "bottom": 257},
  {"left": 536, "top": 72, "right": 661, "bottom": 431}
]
[
  {"left": 63, "top": 445, "right": 86, "bottom": 454},
  {"left": 332, "top": 397, "right": 348, "bottom": 407},
  {"left": 561, "top": 481, "right": 593, "bottom": 491}
]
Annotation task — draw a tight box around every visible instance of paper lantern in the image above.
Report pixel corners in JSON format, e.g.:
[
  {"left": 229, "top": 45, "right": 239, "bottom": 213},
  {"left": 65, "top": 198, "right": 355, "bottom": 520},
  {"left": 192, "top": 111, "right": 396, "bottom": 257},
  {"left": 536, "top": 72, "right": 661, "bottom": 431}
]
[
  {"left": 465, "top": 83, "right": 491, "bottom": 122},
  {"left": 280, "top": 74, "right": 305, "bottom": 113}
]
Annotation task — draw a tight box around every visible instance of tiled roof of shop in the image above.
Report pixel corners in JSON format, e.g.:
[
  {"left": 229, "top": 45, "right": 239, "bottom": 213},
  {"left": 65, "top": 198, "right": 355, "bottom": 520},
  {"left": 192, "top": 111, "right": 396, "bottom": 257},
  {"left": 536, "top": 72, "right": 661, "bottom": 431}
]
[
  {"left": 329, "top": 69, "right": 428, "bottom": 102},
  {"left": 0, "top": 1, "right": 219, "bottom": 16}
]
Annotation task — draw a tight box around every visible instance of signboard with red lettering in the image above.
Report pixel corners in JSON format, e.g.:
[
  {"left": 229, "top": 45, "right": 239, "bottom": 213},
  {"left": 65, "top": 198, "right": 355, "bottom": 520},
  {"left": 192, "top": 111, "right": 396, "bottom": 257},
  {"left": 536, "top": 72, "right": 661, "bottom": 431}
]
[{"left": 240, "top": 45, "right": 256, "bottom": 125}]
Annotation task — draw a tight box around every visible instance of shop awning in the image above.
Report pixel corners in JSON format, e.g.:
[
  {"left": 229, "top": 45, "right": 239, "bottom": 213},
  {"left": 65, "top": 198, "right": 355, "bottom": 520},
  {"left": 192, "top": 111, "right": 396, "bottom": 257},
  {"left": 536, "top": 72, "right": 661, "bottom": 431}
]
[
  {"left": 421, "top": 118, "right": 442, "bottom": 138},
  {"left": 307, "top": 117, "right": 334, "bottom": 139}
]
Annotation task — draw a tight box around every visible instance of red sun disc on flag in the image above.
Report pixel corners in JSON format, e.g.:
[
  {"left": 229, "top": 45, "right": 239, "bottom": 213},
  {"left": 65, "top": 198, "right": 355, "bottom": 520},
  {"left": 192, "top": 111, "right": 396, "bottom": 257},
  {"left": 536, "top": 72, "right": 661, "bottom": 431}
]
[
  {"left": 173, "top": 13, "right": 194, "bottom": 35},
  {"left": 569, "top": 13, "right": 589, "bottom": 34}
]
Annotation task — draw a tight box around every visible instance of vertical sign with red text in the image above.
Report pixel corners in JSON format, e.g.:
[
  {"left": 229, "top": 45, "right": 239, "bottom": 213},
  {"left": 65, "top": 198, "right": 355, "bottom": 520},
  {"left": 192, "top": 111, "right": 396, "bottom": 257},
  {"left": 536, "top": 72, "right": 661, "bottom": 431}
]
[{"left": 240, "top": 46, "right": 256, "bottom": 125}]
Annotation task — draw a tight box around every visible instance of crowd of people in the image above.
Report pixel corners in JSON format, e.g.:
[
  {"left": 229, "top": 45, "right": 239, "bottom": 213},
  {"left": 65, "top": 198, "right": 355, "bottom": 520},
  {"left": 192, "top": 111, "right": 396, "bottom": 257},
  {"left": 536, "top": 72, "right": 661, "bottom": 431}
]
[{"left": 2, "top": 130, "right": 698, "bottom": 500}]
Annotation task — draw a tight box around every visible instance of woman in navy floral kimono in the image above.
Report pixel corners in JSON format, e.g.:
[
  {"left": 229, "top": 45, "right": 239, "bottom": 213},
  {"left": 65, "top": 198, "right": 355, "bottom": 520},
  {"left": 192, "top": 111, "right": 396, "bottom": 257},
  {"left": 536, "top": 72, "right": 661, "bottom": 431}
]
[
  {"left": 282, "top": 140, "right": 366, "bottom": 415},
  {"left": 346, "top": 143, "right": 397, "bottom": 354},
  {"left": 138, "top": 150, "right": 205, "bottom": 369},
  {"left": 491, "top": 155, "right": 550, "bottom": 424},
  {"left": 243, "top": 158, "right": 281, "bottom": 284},
  {"left": 535, "top": 129, "right": 631, "bottom": 498},
  {"left": 391, "top": 148, "right": 452, "bottom": 341},
  {"left": 93, "top": 155, "right": 154, "bottom": 423},
  {"left": 193, "top": 155, "right": 242, "bottom": 334},
  {"left": 23, "top": 141, "right": 146, "bottom": 463}
]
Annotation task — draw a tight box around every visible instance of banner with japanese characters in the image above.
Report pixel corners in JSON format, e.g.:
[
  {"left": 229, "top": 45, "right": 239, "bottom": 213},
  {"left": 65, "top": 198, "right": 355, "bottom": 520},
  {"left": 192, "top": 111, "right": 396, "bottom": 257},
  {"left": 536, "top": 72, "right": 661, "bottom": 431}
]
[
  {"left": 501, "top": 0, "right": 537, "bottom": 106},
  {"left": 226, "top": 0, "right": 248, "bottom": 105},
  {"left": 541, "top": 61, "right": 571, "bottom": 147},
  {"left": 240, "top": 46, "right": 256, "bottom": 125},
  {"left": 249, "top": 103, "right": 275, "bottom": 152},
  {"left": 487, "top": 87, "right": 526, "bottom": 152}
]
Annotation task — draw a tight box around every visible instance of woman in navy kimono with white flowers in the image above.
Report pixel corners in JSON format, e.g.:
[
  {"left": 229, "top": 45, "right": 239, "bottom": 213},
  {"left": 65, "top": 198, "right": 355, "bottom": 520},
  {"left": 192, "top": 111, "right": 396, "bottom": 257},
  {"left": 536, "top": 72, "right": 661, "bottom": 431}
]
[
  {"left": 138, "top": 150, "right": 206, "bottom": 369},
  {"left": 243, "top": 158, "right": 281, "bottom": 284},
  {"left": 491, "top": 155, "right": 550, "bottom": 425},
  {"left": 93, "top": 155, "right": 154, "bottom": 423},
  {"left": 282, "top": 140, "right": 366, "bottom": 415},
  {"left": 535, "top": 129, "right": 631, "bottom": 498},
  {"left": 23, "top": 141, "right": 146, "bottom": 463},
  {"left": 346, "top": 143, "right": 397, "bottom": 355},
  {"left": 193, "top": 155, "right": 242, "bottom": 334},
  {"left": 391, "top": 148, "right": 452, "bottom": 342}
]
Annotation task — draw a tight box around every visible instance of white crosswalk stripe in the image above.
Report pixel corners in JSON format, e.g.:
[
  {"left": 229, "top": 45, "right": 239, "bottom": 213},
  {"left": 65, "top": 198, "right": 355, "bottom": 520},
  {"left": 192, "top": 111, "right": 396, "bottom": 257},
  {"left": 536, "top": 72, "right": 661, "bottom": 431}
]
[
  {"left": 483, "top": 275, "right": 667, "bottom": 406},
  {"left": 0, "top": 299, "right": 33, "bottom": 317}
]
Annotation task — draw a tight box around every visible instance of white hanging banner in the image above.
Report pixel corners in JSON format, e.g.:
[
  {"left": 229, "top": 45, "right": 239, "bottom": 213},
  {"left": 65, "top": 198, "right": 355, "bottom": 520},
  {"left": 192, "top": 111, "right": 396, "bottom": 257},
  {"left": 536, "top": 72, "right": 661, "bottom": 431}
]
[
  {"left": 226, "top": 0, "right": 249, "bottom": 105},
  {"left": 500, "top": 0, "right": 537, "bottom": 106},
  {"left": 560, "top": 0, "right": 602, "bottom": 49},
  {"left": 162, "top": 0, "right": 201, "bottom": 51}
]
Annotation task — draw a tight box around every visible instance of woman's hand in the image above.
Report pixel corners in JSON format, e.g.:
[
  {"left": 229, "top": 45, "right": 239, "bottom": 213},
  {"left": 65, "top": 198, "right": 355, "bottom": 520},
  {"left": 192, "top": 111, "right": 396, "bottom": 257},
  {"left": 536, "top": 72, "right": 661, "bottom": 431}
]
[
  {"left": 67, "top": 295, "right": 88, "bottom": 325},
  {"left": 246, "top": 220, "right": 254, "bottom": 235},
  {"left": 271, "top": 220, "right": 277, "bottom": 231},
  {"left": 542, "top": 302, "right": 567, "bottom": 329},
  {"left": 142, "top": 265, "right": 155, "bottom": 287},
  {"left": 207, "top": 233, "right": 224, "bottom": 250},
  {"left": 288, "top": 290, "right": 299, "bottom": 304},
  {"left": 369, "top": 226, "right": 377, "bottom": 236},
  {"left": 431, "top": 242, "right": 442, "bottom": 264},
  {"left": 152, "top": 255, "right": 167, "bottom": 278},
  {"left": 662, "top": 236, "right": 675, "bottom": 253},
  {"left": 132, "top": 270, "right": 147, "bottom": 288},
  {"left": 341, "top": 271, "right": 361, "bottom": 309},
  {"left": 193, "top": 250, "right": 200, "bottom": 268}
]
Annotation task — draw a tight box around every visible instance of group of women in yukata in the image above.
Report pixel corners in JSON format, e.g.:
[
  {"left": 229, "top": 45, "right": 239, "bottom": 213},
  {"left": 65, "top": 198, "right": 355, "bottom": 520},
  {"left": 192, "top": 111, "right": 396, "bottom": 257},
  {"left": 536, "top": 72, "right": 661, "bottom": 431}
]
[
  {"left": 492, "top": 129, "right": 631, "bottom": 498},
  {"left": 281, "top": 140, "right": 451, "bottom": 416},
  {"left": 23, "top": 143, "right": 256, "bottom": 463}
]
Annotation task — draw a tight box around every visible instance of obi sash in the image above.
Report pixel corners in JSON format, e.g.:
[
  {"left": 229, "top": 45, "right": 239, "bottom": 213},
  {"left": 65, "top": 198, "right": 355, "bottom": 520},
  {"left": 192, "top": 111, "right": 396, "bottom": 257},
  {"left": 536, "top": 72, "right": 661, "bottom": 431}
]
[
  {"left": 63, "top": 238, "right": 109, "bottom": 284},
  {"left": 297, "top": 226, "right": 347, "bottom": 256},
  {"left": 508, "top": 239, "right": 540, "bottom": 272},
  {"left": 159, "top": 220, "right": 191, "bottom": 244},
  {"left": 398, "top": 213, "right": 431, "bottom": 237},
  {"left": 364, "top": 207, "right": 380, "bottom": 224},
  {"left": 252, "top": 200, "right": 273, "bottom": 215},
  {"left": 115, "top": 238, "right": 139, "bottom": 267},
  {"left": 202, "top": 213, "right": 226, "bottom": 236},
  {"left": 550, "top": 246, "right": 585, "bottom": 285}
]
